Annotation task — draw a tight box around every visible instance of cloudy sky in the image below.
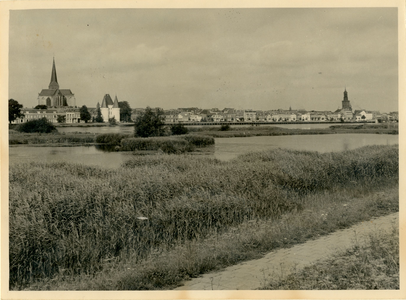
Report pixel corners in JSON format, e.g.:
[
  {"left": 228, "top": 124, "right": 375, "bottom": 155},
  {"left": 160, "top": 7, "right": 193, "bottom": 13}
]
[{"left": 9, "top": 7, "right": 398, "bottom": 112}]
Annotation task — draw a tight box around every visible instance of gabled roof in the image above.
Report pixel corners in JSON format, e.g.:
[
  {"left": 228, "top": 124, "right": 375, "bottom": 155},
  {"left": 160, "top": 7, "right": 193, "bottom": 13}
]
[
  {"left": 60, "top": 89, "right": 74, "bottom": 96},
  {"left": 38, "top": 89, "right": 58, "bottom": 96}
]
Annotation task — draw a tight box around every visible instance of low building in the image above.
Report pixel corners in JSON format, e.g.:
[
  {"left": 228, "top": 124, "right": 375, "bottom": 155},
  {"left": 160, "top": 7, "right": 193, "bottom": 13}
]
[{"left": 12, "top": 107, "right": 80, "bottom": 124}]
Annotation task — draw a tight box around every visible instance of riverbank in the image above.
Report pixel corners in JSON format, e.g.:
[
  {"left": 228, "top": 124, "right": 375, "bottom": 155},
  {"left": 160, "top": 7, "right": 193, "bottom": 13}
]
[
  {"left": 188, "top": 123, "right": 398, "bottom": 138},
  {"left": 9, "top": 123, "right": 398, "bottom": 147},
  {"left": 9, "top": 145, "right": 398, "bottom": 290}
]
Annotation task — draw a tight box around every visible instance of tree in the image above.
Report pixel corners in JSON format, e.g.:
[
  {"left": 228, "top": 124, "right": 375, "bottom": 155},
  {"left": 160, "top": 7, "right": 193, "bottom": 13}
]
[
  {"left": 9, "top": 99, "right": 24, "bottom": 124},
  {"left": 171, "top": 122, "right": 189, "bottom": 135},
  {"left": 134, "top": 107, "right": 166, "bottom": 137},
  {"left": 57, "top": 115, "right": 66, "bottom": 123},
  {"left": 95, "top": 106, "right": 104, "bottom": 123},
  {"left": 79, "top": 105, "right": 91, "bottom": 123},
  {"left": 118, "top": 101, "right": 132, "bottom": 122},
  {"left": 108, "top": 116, "right": 117, "bottom": 126},
  {"left": 34, "top": 105, "right": 47, "bottom": 110}
]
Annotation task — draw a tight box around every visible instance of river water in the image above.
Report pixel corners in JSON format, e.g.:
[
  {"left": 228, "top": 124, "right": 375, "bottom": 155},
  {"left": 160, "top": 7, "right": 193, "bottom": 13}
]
[{"left": 9, "top": 134, "right": 398, "bottom": 169}]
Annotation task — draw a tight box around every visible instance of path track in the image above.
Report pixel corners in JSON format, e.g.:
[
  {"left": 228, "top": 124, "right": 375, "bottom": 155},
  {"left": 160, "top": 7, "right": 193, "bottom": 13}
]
[{"left": 175, "top": 213, "right": 398, "bottom": 290}]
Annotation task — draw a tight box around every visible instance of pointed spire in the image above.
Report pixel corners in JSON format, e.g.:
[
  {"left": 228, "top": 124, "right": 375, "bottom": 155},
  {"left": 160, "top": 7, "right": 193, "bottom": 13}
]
[
  {"left": 96, "top": 102, "right": 100, "bottom": 109},
  {"left": 49, "top": 57, "right": 59, "bottom": 90},
  {"left": 113, "top": 95, "right": 119, "bottom": 108}
]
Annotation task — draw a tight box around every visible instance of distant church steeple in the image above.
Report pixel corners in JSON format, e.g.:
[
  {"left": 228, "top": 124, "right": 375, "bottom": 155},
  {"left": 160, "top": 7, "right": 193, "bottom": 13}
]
[
  {"left": 48, "top": 57, "right": 59, "bottom": 90},
  {"left": 342, "top": 88, "right": 352, "bottom": 111}
]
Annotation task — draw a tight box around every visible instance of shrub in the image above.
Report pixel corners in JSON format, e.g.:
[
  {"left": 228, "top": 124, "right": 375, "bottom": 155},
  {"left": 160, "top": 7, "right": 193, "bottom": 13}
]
[
  {"left": 121, "top": 137, "right": 194, "bottom": 153},
  {"left": 15, "top": 118, "right": 57, "bottom": 133},
  {"left": 95, "top": 133, "right": 129, "bottom": 146},
  {"left": 57, "top": 115, "right": 66, "bottom": 123},
  {"left": 220, "top": 124, "right": 231, "bottom": 131},
  {"left": 183, "top": 134, "right": 215, "bottom": 147},
  {"left": 170, "top": 123, "right": 188, "bottom": 135},
  {"left": 108, "top": 117, "right": 117, "bottom": 126}
]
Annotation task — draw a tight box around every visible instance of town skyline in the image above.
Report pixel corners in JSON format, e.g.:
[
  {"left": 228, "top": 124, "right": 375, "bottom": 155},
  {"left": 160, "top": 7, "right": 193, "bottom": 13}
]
[{"left": 9, "top": 8, "right": 398, "bottom": 112}]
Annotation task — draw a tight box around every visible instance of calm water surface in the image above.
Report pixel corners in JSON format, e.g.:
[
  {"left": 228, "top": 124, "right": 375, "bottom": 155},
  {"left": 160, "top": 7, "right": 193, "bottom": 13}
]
[{"left": 9, "top": 134, "right": 398, "bottom": 169}]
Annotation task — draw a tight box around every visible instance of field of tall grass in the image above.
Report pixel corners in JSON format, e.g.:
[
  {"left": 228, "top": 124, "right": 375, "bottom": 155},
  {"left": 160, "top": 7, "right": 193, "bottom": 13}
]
[{"left": 9, "top": 145, "right": 398, "bottom": 290}]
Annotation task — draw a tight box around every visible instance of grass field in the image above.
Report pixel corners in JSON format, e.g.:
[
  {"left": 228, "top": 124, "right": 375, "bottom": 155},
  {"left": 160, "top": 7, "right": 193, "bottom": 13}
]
[
  {"left": 261, "top": 226, "right": 399, "bottom": 290},
  {"left": 9, "top": 145, "right": 398, "bottom": 290}
]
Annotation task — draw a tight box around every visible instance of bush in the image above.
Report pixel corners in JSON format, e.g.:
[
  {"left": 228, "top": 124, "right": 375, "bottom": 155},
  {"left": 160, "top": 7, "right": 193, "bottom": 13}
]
[
  {"left": 121, "top": 137, "right": 194, "bottom": 153},
  {"left": 170, "top": 123, "right": 188, "bottom": 135},
  {"left": 220, "top": 124, "right": 231, "bottom": 131},
  {"left": 108, "top": 117, "right": 117, "bottom": 126},
  {"left": 95, "top": 133, "right": 129, "bottom": 146},
  {"left": 183, "top": 134, "right": 215, "bottom": 147},
  {"left": 15, "top": 118, "right": 57, "bottom": 133}
]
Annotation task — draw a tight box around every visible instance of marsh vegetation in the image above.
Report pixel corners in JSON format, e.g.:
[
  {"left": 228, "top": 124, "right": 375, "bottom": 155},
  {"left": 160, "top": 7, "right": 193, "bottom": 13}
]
[{"left": 9, "top": 145, "right": 398, "bottom": 290}]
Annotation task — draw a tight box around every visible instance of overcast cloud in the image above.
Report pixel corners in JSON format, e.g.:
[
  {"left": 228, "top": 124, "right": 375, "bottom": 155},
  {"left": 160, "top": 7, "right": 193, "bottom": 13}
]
[{"left": 9, "top": 8, "right": 398, "bottom": 112}]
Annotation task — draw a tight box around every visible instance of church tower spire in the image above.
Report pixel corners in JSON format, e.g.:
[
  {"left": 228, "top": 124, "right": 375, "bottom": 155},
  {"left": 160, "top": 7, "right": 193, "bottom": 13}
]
[{"left": 49, "top": 57, "right": 59, "bottom": 90}]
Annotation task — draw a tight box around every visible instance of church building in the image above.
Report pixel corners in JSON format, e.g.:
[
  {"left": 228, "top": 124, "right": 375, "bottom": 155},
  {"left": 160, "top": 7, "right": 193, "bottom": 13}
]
[
  {"left": 37, "top": 58, "right": 76, "bottom": 107},
  {"left": 97, "top": 94, "right": 120, "bottom": 122}
]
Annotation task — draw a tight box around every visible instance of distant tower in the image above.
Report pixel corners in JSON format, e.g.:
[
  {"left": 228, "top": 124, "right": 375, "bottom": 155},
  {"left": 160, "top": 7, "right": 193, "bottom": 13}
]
[
  {"left": 342, "top": 88, "right": 352, "bottom": 111},
  {"left": 100, "top": 94, "right": 120, "bottom": 122},
  {"left": 37, "top": 57, "right": 76, "bottom": 107}
]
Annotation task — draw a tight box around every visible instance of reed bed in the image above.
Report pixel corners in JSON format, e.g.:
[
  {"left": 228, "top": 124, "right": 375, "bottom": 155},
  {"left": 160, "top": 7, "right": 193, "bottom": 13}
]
[
  {"left": 9, "top": 132, "right": 96, "bottom": 145},
  {"left": 120, "top": 135, "right": 214, "bottom": 153},
  {"left": 9, "top": 145, "right": 398, "bottom": 290}
]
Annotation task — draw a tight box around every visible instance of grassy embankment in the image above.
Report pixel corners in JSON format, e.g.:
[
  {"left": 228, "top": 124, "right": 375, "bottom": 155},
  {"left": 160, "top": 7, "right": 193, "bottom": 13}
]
[
  {"left": 9, "top": 145, "right": 398, "bottom": 290},
  {"left": 9, "top": 123, "right": 398, "bottom": 147},
  {"left": 261, "top": 226, "right": 399, "bottom": 289},
  {"left": 8, "top": 131, "right": 97, "bottom": 146},
  {"left": 187, "top": 123, "right": 399, "bottom": 138},
  {"left": 8, "top": 131, "right": 214, "bottom": 154}
]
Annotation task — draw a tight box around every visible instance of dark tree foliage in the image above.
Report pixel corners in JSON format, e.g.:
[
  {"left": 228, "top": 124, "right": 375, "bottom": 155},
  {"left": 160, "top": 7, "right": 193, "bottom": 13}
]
[
  {"left": 9, "top": 99, "right": 24, "bottom": 124},
  {"left": 79, "top": 105, "right": 91, "bottom": 123},
  {"left": 34, "top": 105, "right": 47, "bottom": 110},
  {"left": 108, "top": 117, "right": 117, "bottom": 126},
  {"left": 95, "top": 107, "right": 104, "bottom": 123},
  {"left": 118, "top": 101, "right": 132, "bottom": 123},
  {"left": 170, "top": 122, "right": 189, "bottom": 135},
  {"left": 16, "top": 117, "right": 57, "bottom": 133},
  {"left": 220, "top": 124, "right": 230, "bottom": 131},
  {"left": 134, "top": 107, "right": 166, "bottom": 137},
  {"left": 57, "top": 115, "right": 66, "bottom": 123}
]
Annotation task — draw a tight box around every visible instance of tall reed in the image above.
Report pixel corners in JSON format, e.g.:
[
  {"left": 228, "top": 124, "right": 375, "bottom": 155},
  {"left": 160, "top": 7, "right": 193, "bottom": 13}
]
[{"left": 9, "top": 145, "right": 398, "bottom": 289}]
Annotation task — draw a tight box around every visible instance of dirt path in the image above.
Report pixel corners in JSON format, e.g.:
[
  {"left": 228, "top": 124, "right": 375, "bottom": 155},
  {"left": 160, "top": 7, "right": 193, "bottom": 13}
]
[{"left": 174, "top": 212, "right": 398, "bottom": 290}]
